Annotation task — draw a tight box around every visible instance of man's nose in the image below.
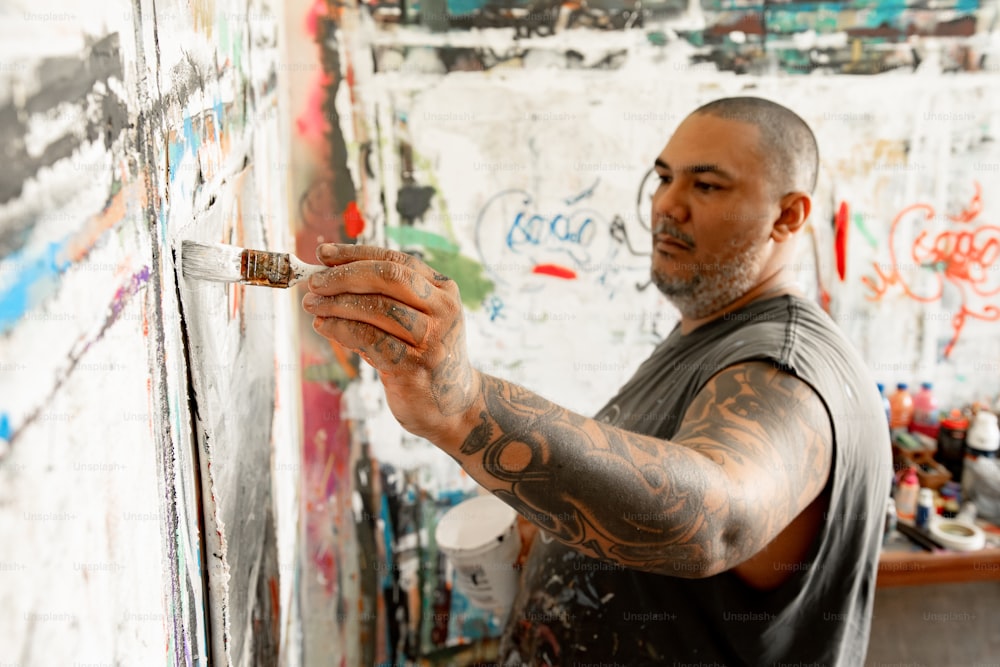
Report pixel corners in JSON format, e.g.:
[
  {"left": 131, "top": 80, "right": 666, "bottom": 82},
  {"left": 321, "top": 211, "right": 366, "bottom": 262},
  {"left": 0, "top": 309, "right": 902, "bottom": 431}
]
[{"left": 651, "top": 181, "right": 688, "bottom": 226}]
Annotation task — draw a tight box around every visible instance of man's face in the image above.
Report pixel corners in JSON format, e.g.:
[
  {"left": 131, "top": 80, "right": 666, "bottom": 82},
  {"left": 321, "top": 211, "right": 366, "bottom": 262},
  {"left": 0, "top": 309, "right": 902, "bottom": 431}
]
[{"left": 649, "top": 113, "right": 782, "bottom": 320}]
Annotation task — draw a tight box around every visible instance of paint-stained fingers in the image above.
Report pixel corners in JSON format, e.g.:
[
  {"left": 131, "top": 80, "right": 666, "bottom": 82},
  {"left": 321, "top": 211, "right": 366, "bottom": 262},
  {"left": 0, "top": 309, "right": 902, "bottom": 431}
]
[
  {"left": 315, "top": 243, "right": 453, "bottom": 287},
  {"left": 303, "top": 293, "right": 429, "bottom": 347},
  {"left": 308, "top": 259, "right": 448, "bottom": 312},
  {"left": 312, "top": 316, "right": 410, "bottom": 368}
]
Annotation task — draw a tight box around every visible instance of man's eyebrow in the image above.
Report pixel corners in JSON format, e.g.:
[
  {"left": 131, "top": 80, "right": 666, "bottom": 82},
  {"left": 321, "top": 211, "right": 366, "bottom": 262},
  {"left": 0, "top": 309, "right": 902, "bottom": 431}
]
[{"left": 654, "top": 159, "right": 735, "bottom": 181}]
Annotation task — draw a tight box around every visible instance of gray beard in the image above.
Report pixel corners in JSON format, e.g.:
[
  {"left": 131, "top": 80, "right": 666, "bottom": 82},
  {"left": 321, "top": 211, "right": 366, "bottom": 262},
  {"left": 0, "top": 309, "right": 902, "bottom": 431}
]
[{"left": 651, "top": 249, "right": 760, "bottom": 320}]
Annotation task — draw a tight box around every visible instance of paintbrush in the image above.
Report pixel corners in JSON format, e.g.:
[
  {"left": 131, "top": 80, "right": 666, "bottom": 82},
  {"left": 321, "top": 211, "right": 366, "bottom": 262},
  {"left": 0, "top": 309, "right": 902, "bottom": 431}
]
[{"left": 180, "top": 241, "right": 326, "bottom": 288}]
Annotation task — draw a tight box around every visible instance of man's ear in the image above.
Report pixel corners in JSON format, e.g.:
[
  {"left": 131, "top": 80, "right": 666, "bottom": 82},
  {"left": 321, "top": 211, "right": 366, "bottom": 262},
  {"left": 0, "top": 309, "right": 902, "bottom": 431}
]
[{"left": 772, "top": 192, "right": 811, "bottom": 242}]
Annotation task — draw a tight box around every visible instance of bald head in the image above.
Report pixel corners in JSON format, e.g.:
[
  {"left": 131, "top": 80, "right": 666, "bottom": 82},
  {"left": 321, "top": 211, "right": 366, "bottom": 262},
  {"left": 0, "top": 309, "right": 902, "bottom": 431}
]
[{"left": 691, "top": 96, "right": 818, "bottom": 198}]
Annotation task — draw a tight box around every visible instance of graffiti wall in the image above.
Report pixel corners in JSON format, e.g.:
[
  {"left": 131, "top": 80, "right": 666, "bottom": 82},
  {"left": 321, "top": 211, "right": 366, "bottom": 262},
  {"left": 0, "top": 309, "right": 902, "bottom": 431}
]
[
  {"left": 285, "top": 0, "right": 1000, "bottom": 665},
  {"left": 0, "top": 1, "right": 300, "bottom": 665}
]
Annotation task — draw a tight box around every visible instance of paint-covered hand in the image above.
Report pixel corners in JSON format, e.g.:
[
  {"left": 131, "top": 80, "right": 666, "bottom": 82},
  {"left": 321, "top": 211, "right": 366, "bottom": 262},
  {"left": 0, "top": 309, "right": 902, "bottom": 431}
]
[{"left": 302, "top": 243, "right": 480, "bottom": 443}]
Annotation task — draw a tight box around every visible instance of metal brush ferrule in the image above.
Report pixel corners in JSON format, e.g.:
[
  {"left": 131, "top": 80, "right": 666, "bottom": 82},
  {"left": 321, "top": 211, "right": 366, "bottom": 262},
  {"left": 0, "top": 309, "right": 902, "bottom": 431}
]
[{"left": 241, "top": 249, "right": 292, "bottom": 287}]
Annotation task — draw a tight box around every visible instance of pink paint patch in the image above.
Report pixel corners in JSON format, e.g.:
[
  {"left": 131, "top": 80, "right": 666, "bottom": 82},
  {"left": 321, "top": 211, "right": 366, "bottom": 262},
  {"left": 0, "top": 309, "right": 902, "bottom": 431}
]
[
  {"left": 532, "top": 263, "right": 577, "bottom": 280},
  {"left": 304, "top": 0, "right": 327, "bottom": 37},
  {"left": 295, "top": 73, "right": 333, "bottom": 144}
]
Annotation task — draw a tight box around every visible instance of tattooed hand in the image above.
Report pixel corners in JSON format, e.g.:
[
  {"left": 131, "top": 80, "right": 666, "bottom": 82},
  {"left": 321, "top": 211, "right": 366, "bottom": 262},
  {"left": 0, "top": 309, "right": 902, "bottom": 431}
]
[{"left": 302, "top": 244, "right": 480, "bottom": 443}]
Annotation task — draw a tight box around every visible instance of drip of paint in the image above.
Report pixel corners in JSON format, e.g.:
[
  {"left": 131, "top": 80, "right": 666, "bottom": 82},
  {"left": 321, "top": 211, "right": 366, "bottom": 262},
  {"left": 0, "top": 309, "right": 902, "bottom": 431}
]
[{"left": 532, "top": 264, "right": 577, "bottom": 280}]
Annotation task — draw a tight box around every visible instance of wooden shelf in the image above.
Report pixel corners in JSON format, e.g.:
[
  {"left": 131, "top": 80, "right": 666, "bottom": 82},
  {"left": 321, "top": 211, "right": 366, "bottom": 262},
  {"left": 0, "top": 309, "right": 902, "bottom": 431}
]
[{"left": 877, "top": 546, "right": 1000, "bottom": 587}]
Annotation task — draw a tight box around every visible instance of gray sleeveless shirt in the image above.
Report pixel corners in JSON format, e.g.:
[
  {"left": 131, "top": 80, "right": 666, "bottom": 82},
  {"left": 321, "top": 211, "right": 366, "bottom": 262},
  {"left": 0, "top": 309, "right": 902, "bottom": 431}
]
[{"left": 499, "top": 294, "right": 892, "bottom": 666}]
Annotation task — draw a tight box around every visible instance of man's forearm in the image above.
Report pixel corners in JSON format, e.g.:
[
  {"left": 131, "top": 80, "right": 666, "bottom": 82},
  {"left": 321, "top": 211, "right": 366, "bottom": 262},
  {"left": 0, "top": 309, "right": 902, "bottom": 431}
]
[{"left": 438, "top": 372, "right": 737, "bottom": 577}]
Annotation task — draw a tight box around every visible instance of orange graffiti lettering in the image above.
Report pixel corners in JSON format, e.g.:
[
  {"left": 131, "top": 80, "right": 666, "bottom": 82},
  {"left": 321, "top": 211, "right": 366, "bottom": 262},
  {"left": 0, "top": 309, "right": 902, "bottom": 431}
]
[{"left": 862, "top": 182, "right": 1000, "bottom": 358}]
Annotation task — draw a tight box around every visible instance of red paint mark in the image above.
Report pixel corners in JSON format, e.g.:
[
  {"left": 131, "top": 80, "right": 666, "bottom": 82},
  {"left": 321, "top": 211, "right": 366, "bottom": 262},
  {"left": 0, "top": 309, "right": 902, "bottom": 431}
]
[
  {"left": 835, "top": 200, "right": 849, "bottom": 281},
  {"left": 862, "top": 182, "right": 1000, "bottom": 358},
  {"left": 268, "top": 576, "right": 280, "bottom": 636},
  {"left": 343, "top": 201, "right": 364, "bottom": 238},
  {"left": 345, "top": 62, "right": 355, "bottom": 91},
  {"left": 532, "top": 263, "right": 577, "bottom": 279},
  {"left": 818, "top": 289, "right": 831, "bottom": 313}
]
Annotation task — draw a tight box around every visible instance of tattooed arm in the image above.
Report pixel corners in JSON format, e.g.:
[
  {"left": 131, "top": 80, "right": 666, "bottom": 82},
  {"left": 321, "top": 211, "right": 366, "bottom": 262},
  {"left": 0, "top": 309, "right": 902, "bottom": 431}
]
[{"left": 303, "top": 244, "right": 833, "bottom": 579}]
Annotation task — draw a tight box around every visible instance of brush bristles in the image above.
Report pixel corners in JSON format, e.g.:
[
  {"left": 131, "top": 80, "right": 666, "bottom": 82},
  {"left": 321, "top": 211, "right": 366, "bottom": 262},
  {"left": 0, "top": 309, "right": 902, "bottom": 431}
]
[{"left": 181, "top": 241, "right": 245, "bottom": 283}]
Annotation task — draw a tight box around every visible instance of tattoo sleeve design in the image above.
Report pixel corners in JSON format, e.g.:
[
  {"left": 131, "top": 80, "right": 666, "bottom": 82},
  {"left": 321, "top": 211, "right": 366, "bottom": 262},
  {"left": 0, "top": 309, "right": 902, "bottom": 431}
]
[{"left": 456, "top": 362, "right": 832, "bottom": 576}]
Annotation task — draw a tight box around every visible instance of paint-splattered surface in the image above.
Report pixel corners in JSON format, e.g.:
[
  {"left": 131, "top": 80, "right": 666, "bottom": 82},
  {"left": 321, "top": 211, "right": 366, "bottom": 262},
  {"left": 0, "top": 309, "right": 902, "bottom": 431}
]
[{"left": 0, "top": 0, "right": 300, "bottom": 665}]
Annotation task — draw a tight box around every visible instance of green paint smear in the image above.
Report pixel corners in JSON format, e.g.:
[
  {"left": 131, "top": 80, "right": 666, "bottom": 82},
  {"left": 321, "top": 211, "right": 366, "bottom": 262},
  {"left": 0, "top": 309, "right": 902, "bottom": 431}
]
[
  {"left": 422, "top": 248, "right": 493, "bottom": 309},
  {"left": 385, "top": 226, "right": 459, "bottom": 252},
  {"left": 853, "top": 212, "right": 878, "bottom": 248},
  {"left": 304, "top": 362, "right": 354, "bottom": 388}
]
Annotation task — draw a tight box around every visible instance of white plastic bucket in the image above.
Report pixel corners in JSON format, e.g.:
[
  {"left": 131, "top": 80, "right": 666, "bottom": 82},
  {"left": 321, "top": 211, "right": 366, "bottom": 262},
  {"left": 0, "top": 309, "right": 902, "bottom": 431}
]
[{"left": 435, "top": 494, "right": 522, "bottom": 612}]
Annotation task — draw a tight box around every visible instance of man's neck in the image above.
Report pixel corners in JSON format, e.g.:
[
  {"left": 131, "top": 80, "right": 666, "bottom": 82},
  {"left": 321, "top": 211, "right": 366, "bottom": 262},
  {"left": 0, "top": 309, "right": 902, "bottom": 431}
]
[{"left": 679, "top": 272, "right": 800, "bottom": 335}]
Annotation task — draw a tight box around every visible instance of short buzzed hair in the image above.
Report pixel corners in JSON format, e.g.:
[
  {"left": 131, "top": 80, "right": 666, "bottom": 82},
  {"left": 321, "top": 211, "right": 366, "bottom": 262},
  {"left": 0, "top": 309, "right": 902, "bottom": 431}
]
[{"left": 692, "top": 96, "right": 819, "bottom": 197}]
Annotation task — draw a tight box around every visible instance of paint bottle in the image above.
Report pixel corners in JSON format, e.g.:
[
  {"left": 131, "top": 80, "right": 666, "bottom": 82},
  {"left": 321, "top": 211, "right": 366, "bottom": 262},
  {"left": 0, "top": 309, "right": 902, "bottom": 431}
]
[
  {"left": 961, "top": 410, "right": 999, "bottom": 500},
  {"left": 936, "top": 409, "right": 969, "bottom": 482},
  {"left": 888, "top": 383, "right": 914, "bottom": 434},
  {"left": 894, "top": 467, "right": 920, "bottom": 522},
  {"left": 910, "top": 382, "right": 940, "bottom": 440},
  {"left": 939, "top": 481, "right": 962, "bottom": 517},
  {"left": 916, "top": 488, "right": 935, "bottom": 530}
]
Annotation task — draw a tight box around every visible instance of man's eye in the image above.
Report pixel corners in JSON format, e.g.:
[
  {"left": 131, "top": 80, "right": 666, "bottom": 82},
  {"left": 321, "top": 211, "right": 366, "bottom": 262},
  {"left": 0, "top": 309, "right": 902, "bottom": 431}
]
[
  {"left": 657, "top": 174, "right": 672, "bottom": 184},
  {"left": 695, "top": 182, "right": 719, "bottom": 191}
]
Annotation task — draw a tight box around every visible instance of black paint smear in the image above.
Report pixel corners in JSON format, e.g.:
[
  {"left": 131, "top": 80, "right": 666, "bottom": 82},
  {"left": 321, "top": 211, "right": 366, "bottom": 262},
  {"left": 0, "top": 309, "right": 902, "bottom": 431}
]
[
  {"left": 317, "top": 18, "right": 359, "bottom": 239},
  {"left": 250, "top": 502, "right": 281, "bottom": 666},
  {"left": 353, "top": 441, "right": 379, "bottom": 667},
  {"left": 0, "top": 29, "right": 219, "bottom": 260},
  {"left": 379, "top": 465, "right": 425, "bottom": 661},
  {"left": 379, "top": 464, "right": 406, "bottom": 663},
  {"left": 396, "top": 184, "right": 436, "bottom": 226},
  {"left": 0, "top": 33, "right": 129, "bottom": 209}
]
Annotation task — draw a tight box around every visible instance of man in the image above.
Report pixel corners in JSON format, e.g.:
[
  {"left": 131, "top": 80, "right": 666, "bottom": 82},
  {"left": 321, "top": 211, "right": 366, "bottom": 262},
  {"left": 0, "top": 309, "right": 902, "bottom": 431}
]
[{"left": 302, "top": 96, "right": 892, "bottom": 665}]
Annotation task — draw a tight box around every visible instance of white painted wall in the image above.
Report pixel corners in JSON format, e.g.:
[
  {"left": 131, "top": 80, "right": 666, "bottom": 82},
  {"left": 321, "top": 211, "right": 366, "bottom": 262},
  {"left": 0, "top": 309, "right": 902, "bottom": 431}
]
[
  {"left": 0, "top": 0, "right": 302, "bottom": 665},
  {"left": 362, "top": 70, "right": 1000, "bottom": 418}
]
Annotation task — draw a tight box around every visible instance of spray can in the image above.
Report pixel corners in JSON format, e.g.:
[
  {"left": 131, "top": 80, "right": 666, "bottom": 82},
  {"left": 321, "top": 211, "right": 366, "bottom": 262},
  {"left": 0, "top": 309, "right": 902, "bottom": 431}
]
[
  {"left": 936, "top": 410, "right": 969, "bottom": 482},
  {"left": 916, "top": 488, "right": 935, "bottom": 530}
]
